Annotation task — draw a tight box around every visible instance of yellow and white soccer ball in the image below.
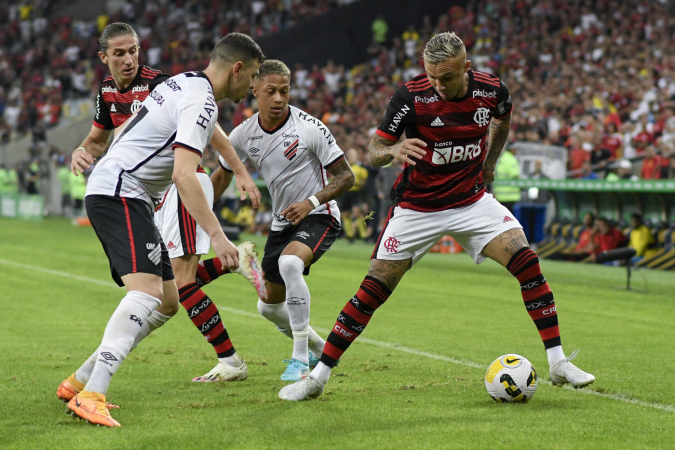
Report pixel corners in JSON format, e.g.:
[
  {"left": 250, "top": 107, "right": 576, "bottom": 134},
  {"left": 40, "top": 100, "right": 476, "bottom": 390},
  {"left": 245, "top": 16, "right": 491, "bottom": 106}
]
[{"left": 485, "top": 354, "right": 538, "bottom": 403}]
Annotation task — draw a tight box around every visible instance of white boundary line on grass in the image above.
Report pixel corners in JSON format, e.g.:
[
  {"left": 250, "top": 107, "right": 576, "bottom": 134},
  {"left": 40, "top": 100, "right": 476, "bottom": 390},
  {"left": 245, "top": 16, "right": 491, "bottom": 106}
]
[{"left": 3, "top": 257, "right": 674, "bottom": 414}]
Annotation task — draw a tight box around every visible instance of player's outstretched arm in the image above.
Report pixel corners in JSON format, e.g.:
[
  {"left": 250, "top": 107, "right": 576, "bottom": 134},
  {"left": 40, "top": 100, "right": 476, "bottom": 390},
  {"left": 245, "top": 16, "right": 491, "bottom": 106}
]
[
  {"left": 173, "top": 146, "right": 239, "bottom": 269},
  {"left": 482, "top": 112, "right": 512, "bottom": 185},
  {"left": 70, "top": 125, "right": 112, "bottom": 175},
  {"left": 211, "top": 123, "right": 262, "bottom": 208},
  {"left": 368, "top": 134, "right": 427, "bottom": 167},
  {"left": 210, "top": 166, "right": 234, "bottom": 199},
  {"left": 281, "top": 158, "right": 355, "bottom": 226}
]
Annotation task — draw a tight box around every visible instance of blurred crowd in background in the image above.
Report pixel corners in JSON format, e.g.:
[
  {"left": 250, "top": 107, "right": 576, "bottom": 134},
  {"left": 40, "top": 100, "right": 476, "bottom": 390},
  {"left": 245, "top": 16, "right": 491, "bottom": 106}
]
[{"left": 2, "top": 0, "right": 675, "bottom": 240}]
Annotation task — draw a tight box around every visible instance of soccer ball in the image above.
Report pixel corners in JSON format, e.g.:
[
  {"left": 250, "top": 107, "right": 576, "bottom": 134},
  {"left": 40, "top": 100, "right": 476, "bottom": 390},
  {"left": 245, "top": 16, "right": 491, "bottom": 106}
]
[{"left": 485, "top": 354, "right": 538, "bottom": 403}]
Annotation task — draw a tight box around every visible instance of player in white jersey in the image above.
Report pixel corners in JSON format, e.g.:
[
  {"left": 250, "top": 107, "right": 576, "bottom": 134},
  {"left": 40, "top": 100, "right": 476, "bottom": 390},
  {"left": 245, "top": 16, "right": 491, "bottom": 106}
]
[
  {"left": 62, "top": 33, "right": 264, "bottom": 427},
  {"left": 211, "top": 60, "right": 355, "bottom": 381}
]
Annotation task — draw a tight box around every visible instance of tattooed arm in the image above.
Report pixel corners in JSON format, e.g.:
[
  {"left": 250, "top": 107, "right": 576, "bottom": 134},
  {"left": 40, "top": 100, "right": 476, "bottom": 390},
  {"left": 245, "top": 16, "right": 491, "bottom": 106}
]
[
  {"left": 368, "top": 134, "right": 427, "bottom": 167},
  {"left": 482, "top": 112, "right": 512, "bottom": 185},
  {"left": 281, "top": 158, "right": 355, "bottom": 226}
]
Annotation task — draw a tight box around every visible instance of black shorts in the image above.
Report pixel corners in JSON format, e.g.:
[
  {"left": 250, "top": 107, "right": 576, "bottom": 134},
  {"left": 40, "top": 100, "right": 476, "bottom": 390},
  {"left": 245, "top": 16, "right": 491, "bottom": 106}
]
[
  {"left": 86, "top": 195, "right": 174, "bottom": 287},
  {"left": 262, "top": 214, "right": 340, "bottom": 285}
]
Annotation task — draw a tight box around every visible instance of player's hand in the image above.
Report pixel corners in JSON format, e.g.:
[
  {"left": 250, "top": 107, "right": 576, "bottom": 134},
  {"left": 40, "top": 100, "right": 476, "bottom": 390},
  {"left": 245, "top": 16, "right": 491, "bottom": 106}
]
[
  {"left": 392, "top": 138, "right": 427, "bottom": 166},
  {"left": 482, "top": 166, "right": 495, "bottom": 185},
  {"left": 281, "top": 200, "right": 314, "bottom": 226},
  {"left": 211, "top": 233, "right": 239, "bottom": 270},
  {"left": 71, "top": 148, "right": 96, "bottom": 175},
  {"left": 234, "top": 171, "right": 262, "bottom": 209}
]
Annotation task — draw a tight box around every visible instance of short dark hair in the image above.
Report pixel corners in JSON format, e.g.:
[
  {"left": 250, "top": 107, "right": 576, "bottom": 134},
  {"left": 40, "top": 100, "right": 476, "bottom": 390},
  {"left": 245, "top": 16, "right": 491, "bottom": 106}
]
[
  {"left": 254, "top": 59, "right": 291, "bottom": 83},
  {"left": 211, "top": 33, "right": 264, "bottom": 66},
  {"left": 99, "top": 22, "right": 138, "bottom": 54},
  {"left": 631, "top": 213, "right": 644, "bottom": 225}
]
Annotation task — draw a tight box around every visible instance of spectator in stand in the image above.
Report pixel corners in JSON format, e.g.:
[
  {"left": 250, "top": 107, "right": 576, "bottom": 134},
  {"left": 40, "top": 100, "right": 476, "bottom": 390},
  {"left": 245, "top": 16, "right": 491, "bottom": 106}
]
[
  {"left": 640, "top": 146, "right": 663, "bottom": 179},
  {"left": 590, "top": 144, "right": 612, "bottom": 173},
  {"left": 590, "top": 218, "right": 628, "bottom": 263},
  {"left": 628, "top": 213, "right": 655, "bottom": 263},
  {"left": 557, "top": 212, "right": 597, "bottom": 262},
  {"left": 568, "top": 136, "right": 590, "bottom": 178},
  {"left": 371, "top": 14, "right": 388, "bottom": 45},
  {"left": 580, "top": 160, "right": 599, "bottom": 180},
  {"left": 339, "top": 148, "right": 368, "bottom": 241},
  {"left": 606, "top": 159, "right": 638, "bottom": 182}
]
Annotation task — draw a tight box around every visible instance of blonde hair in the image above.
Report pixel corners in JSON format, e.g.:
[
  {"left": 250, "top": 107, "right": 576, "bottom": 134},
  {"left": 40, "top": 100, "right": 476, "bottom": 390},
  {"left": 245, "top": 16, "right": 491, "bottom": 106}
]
[
  {"left": 423, "top": 32, "right": 466, "bottom": 64},
  {"left": 255, "top": 59, "right": 291, "bottom": 82}
]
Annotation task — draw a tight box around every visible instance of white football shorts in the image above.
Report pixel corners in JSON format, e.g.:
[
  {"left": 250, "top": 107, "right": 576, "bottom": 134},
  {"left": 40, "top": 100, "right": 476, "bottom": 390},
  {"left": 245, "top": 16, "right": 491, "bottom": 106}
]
[
  {"left": 154, "top": 171, "right": 214, "bottom": 259},
  {"left": 373, "top": 193, "right": 522, "bottom": 265}
]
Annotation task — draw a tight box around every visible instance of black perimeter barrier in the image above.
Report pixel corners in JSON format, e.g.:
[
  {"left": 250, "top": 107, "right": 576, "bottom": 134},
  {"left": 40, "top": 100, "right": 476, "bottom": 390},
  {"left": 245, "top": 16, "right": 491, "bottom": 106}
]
[
  {"left": 596, "top": 248, "right": 638, "bottom": 290},
  {"left": 256, "top": 0, "right": 461, "bottom": 68}
]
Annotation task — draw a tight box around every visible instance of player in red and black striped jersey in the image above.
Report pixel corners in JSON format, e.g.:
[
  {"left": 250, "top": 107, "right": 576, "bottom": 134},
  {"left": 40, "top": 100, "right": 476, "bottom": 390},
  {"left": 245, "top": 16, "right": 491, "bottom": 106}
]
[
  {"left": 93, "top": 65, "right": 168, "bottom": 130},
  {"left": 376, "top": 69, "right": 511, "bottom": 211},
  {"left": 280, "top": 32, "right": 595, "bottom": 402}
]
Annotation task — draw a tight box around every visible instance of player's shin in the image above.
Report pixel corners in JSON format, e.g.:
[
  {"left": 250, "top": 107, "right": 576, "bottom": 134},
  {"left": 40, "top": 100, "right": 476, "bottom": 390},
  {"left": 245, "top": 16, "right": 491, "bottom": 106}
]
[
  {"left": 195, "top": 257, "right": 231, "bottom": 286},
  {"left": 85, "top": 291, "right": 161, "bottom": 395},
  {"left": 278, "top": 255, "right": 311, "bottom": 365},
  {"left": 257, "top": 299, "right": 325, "bottom": 356},
  {"left": 313, "top": 275, "right": 391, "bottom": 385},
  {"left": 506, "top": 247, "right": 564, "bottom": 367},
  {"left": 178, "top": 282, "right": 240, "bottom": 366}
]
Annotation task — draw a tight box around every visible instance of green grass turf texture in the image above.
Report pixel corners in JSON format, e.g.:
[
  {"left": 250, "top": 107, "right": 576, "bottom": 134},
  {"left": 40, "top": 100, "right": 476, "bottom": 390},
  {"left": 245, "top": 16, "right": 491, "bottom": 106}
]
[{"left": 1, "top": 216, "right": 674, "bottom": 449}]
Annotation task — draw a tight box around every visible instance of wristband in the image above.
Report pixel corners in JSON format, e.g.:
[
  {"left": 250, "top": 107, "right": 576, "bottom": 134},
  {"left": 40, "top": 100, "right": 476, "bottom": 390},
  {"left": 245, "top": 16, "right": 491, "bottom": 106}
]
[
  {"left": 307, "top": 195, "right": 320, "bottom": 209},
  {"left": 74, "top": 147, "right": 87, "bottom": 154}
]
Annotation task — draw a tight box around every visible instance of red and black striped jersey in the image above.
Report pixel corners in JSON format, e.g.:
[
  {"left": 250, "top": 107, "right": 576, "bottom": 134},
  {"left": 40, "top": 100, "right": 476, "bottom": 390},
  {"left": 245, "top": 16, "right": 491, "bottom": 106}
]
[
  {"left": 376, "top": 70, "right": 512, "bottom": 212},
  {"left": 93, "top": 65, "right": 169, "bottom": 130}
]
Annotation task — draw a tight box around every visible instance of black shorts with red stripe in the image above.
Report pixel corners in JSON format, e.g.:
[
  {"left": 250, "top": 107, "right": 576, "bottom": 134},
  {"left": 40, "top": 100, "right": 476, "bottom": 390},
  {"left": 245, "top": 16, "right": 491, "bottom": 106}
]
[
  {"left": 262, "top": 213, "right": 340, "bottom": 285},
  {"left": 86, "top": 195, "right": 174, "bottom": 287}
]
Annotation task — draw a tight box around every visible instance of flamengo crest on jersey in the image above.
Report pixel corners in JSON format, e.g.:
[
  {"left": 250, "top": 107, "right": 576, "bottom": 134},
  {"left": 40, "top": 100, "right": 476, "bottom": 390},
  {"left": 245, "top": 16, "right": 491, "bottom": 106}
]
[
  {"left": 219, "top": 105, "right": 345, "bottom": 231},
  {"left": 376, "top": 70, "right": 513, "bottom": 212},
  {"left": 86, "top": 72, "right": 217, "bottom": 207}
]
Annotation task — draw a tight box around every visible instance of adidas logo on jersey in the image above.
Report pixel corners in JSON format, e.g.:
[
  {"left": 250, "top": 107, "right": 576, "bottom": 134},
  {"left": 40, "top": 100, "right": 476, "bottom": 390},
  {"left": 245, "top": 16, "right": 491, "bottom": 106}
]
[
  {"left": 110, "top": 103, "right": 117, "bottom": 112},
  {"left": 431, "top": 117, "right": 444, "bottom": 127},
  {"left": 503, "top": 216, "right": 513, "bottom": 223}
]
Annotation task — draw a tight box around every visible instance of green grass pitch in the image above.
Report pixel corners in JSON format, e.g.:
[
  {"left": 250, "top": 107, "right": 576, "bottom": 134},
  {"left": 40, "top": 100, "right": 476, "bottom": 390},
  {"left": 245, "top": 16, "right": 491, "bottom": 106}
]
[{"left": 1, "top": 216, "right": 674, "bottom": 449}]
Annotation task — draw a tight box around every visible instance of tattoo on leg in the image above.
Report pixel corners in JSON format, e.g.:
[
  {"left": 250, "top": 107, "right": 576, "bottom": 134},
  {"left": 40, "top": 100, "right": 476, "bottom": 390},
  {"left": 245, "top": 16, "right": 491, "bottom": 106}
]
[
  {"left": 503, "top": 235, "right": 529, "bottom": 256},
  {"left": 497, "top": 229, "right": 519, "bottom": 244},
  {"left": 368, "top": 259, "right": 411, "bottom": 291}
]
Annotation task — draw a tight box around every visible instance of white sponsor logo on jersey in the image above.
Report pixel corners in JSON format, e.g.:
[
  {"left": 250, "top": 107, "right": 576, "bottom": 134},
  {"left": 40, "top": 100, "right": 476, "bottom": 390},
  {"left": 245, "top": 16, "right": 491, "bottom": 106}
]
[
  {"left": 110, "top": 103, "right": 117, "bottom": 112},
  {"left": 431, "top": 117, "right": 444, "bottom": 127},
  {"left": 473, "top": 108, "right": 490, "bottom": 127},
  {"left": 132, "top": 84, "right": 149, "bottom": 93},
  {"left": 415, "top": 95, "right": 439, "bottom": 103},
  {"left": 387, "top": 104, "right": 410, "bottom": 134},
  {"left": 431, "top": 138, "right": 482, "bottom": 165},
  {"left": 101, "top": 86, "right": 117, "bottom": 93},
  {"left": 473, "top": 89, "right": 497, "bottom": 98}
]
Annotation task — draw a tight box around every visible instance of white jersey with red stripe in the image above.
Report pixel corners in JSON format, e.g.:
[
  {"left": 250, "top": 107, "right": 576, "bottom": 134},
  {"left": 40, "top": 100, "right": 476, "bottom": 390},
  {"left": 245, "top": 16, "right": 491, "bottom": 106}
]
[
  {"left": 219, "top": 105, "right": 345, "bottom": 231},
  {"left": 86, "top": 71, "right": 217, "bottom": 208}
]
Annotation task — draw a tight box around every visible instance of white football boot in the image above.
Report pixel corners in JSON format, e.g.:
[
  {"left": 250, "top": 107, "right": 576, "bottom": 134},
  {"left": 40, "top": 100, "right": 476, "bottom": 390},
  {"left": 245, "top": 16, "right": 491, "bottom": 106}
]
[
  {"left": 233, "top": 242, "right": 267, "bottom": 299},
  {"left": 549, "top": 350, "right": 595, "bottom": 388},
  {"left": 278, "top": 376, "right": 324, "bottom": 401},
  {"left": 192, "top": 361, "right": 248, "bottom": 382}
]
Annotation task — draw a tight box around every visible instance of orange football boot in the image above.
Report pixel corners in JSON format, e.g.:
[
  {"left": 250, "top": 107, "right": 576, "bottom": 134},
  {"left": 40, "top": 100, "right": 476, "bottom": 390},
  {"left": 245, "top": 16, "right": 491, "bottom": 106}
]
[
  {"left": 57, "top": 374, "right": 119, "bottom": 409},
  {"left": 67, "top": 391, "right": 121, "bottom": 427}
]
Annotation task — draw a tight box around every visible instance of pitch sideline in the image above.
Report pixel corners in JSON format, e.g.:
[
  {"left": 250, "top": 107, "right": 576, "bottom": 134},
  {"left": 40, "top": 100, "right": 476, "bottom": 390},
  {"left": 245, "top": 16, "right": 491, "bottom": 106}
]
[{"left": 1, "top": 257, "right": 673, "bottom": 414}]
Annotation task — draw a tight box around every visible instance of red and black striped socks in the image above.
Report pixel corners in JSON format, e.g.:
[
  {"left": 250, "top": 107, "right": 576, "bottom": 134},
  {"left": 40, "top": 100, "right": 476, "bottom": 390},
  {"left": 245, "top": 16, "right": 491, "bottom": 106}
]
[
  {"left": 320, "top": 276, "right": 392, "bottom": 368},
  {"left": 507, "top": 247, "right": 563, "bottom": 363},
  {"left": 195, "top": 258, "right": 231, "bottom": 286},
  {"left": 178, "top": 282, "right": 235, "bottom": 358}
]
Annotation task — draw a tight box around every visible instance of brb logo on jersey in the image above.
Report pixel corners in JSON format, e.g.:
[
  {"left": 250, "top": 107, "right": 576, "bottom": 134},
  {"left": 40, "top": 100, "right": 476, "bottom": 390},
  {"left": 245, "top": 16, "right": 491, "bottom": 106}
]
[
  {"left": 432, "top": 138, "right": 482, "bottom": 166},
  {"left": 473, "top": 107, "right": 490, "bottom": 127}
]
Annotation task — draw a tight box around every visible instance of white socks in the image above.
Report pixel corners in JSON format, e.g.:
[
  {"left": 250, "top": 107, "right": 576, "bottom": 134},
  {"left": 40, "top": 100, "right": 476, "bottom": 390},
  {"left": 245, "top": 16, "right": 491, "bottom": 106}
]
[
  {"left": 547, "top": 345, "right": 566, "bottom": 367},
  {"left": 311, "top": 361, "right": 332, "bottom": 385},
  {"left": 84, "top": 291, "right": 161, "bottom": 395},
  {"left": 74, "top": 308, "right": 172, "bottom": 385},
  {"left": 257, "top": 299, "right": 326, "bottom": 357},
  {"left": 277, "top": 255, "right": 312, "bottom": 364},
  {"left": 219, "top": 353, "right": 243, "bottom": 368}
]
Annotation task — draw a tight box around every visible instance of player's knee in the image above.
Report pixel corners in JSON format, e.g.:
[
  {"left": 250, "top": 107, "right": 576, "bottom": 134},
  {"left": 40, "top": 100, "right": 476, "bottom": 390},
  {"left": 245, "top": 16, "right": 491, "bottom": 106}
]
[
  {"left": 158, "top": 290, "right": 180, "bottom": 316},
  {"left": 278, "top": 255, "right": 304, "bottom": 280}
]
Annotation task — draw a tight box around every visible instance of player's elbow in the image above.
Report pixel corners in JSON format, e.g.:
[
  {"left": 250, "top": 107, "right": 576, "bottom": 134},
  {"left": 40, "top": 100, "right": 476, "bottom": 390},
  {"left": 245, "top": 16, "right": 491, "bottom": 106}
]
[{"left": 172, "top": 166, "right": 192, "bottom": 186}]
